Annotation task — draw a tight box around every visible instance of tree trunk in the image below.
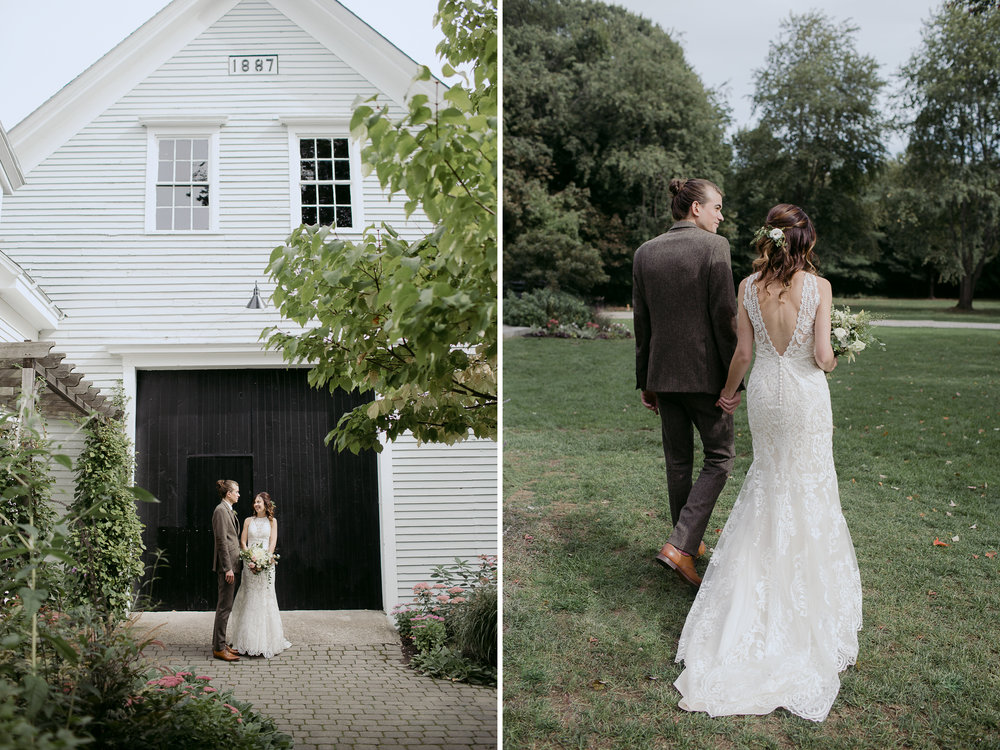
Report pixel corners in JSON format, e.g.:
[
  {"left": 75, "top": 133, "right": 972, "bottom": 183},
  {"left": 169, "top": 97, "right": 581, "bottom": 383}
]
[
  {"left": 927, "top": 269, "right": 936, "bottom": 300},
  {"left": 956, "top": 273, "right": 975, "bottom": 311}
]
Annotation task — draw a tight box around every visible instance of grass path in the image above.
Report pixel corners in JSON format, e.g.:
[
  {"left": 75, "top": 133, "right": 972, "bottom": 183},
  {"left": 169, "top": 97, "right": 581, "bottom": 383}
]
[{"left": 502, "top": 328, "right": 1000, "bottom": 749}]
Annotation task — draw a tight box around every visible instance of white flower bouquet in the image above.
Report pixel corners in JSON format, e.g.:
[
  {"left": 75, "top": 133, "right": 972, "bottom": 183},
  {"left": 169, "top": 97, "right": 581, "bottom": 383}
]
[
  {"left": 240, "top": 544, "right": 278, "bottom": 578},
  {"left": 830, "top": 305, "right": 885, "bottom": 363}
]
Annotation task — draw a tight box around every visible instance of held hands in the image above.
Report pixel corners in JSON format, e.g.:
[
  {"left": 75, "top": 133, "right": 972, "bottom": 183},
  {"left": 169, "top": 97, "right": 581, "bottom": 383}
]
[
  {"left": 716, "top": 390, "right": 742, "bottom": 415},
  {"left": 641, "top": 390, "right": 659, "bottom": 415}
]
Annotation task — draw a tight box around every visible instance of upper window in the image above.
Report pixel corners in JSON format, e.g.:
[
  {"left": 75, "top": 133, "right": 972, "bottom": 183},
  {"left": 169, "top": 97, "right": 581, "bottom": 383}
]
[
  {"left": 155, "top": 138, "right": 210, "bottom": 231},
  {"left": 298, "top": 137, "right": 353, "bottom": 228},
  {"left": 142, "top": 119, "right": 223, "bottom": 233}
]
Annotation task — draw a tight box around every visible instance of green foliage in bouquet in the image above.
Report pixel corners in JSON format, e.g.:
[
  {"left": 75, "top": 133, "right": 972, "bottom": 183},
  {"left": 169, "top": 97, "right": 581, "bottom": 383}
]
[{"left": 830, "top": 305, "right": 886, "bottom": 362}]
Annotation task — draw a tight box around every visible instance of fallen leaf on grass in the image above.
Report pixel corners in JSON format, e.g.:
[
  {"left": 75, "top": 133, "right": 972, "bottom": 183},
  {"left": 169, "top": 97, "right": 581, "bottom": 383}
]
[
  {"left": 591, "top": 679, "right": 607, "bottom": 691},
  {"left": 973, "top": 555, "right": 979, "bottom": 559},
  {"left": 927, "top": 590, "right": 938, "bottom": 597},
  {"left": 970, "top": 524, "right": 977, "bottom": 529},
  {"left": 933, "top": 538, "right": 950, "bottom": 547},
  {"left": 950, "top": 500, "right": 957, "bottom": 507},
  {"left": 952, "top": 535, "right": 960, "bottom": 542},
  {"left": 588, "top": 637, "right": 599, "bottom": 644},
  {"left": 987, "top": 551, "right": 997, "bottom": 559}
]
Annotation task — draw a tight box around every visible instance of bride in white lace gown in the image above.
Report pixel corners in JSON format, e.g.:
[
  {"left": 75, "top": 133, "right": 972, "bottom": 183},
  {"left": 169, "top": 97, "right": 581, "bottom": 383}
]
[
  {"left": 674, "top": 204, "right": 863, "bottom": 722},
  {"left": 228, "top": 492, "right": 291, "bottom": 658}
]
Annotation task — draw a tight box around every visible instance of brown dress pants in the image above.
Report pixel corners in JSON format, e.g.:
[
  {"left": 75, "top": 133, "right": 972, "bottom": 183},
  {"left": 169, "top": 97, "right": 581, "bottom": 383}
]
[
  {"left": 656, "top": 392, "right": 735, "bottom": 556},
  {"left": 213, "top": 567, "right": 241, "bottom": 652}
]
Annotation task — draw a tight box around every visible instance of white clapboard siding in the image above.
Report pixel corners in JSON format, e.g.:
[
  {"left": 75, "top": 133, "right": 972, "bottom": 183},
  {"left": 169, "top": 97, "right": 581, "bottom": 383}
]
[
  {"left": 0, "top": 0, "right": 497, "bottom": 611},
  {"left": 389, "top": 435, "right": 498, "bottom": 606}
]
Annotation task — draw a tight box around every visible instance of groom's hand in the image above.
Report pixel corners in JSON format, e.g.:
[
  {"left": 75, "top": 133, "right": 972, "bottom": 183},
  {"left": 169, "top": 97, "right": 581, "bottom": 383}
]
[
  {"left": 225, "top": 569, "right": 234, "bottom": 584},
  {"left": 716, "top": 392, "right": 742, "bottom": 414},
  {"left": 641, "top": 390, "right": 659, "bottom": 414}
]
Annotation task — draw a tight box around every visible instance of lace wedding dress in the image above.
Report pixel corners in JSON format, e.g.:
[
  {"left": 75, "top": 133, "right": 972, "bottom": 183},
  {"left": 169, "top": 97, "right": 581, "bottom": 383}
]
[
  {"left": 228, "top": 517, "right": 291, "bottom": 658},
  {"left": 674, "top": 272, "right": 863, "bottom": 722}
]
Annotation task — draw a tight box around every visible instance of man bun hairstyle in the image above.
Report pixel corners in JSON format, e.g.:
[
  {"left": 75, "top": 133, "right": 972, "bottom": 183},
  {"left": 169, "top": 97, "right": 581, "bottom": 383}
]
[
  {"left": 669, "top": 178, "right": 722, "bottom": 221},
  {"left": 217, "top": 479, "right": 238, "bottom": 499}
]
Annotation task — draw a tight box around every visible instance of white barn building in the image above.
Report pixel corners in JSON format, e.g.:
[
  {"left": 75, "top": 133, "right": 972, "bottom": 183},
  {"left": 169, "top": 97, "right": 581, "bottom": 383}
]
[{"left": 0, "top": 0, "right": 497, "bottom": 614}]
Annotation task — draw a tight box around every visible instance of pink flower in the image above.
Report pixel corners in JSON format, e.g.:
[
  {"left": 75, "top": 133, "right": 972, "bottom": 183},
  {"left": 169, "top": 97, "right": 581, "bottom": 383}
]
[
  {"left": 436, "top": 594, "right": 450, "bottom": 602},
  {"left": 432, "top": 583, "right": 446, "bottom": 589},
  {"left": 451, "top": 596, "right": 467, "bottom": 603},
  {"left": 203, "top": 687, "right": 217, "bottom": 693},
  {"left": 147, "top": 674, "right": 184, "bottom": 688},
  {"left": 224, "top": 703, "right": 240, "bottom": 715},
  {"left": 196, "top": 675, "right": 212, "bottom": 681},
  {"left": 177, "top": 672, "right": 192, "bottom": 677},
  {"left": 413, "top": 582, "right": 430, "bottom": 591},
  {"left": 448, "top": 586, "right": 465, "bottom": 595}
]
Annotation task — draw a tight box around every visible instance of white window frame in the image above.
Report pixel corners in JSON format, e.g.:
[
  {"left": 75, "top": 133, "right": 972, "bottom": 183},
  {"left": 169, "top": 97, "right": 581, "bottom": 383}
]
[
  {"left": 281, "top": 118, "right": 365, "bottom": 235},
  {"left": 141, "top": 118, "right": 225, "bottom": 234}
]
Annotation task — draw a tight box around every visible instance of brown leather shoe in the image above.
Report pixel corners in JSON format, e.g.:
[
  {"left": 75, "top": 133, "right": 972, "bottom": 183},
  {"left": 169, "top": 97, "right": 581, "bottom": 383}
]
[
  {"left": 696, "top": 541, "right": 707, "bottom": 558},
  {"left": 213, "top": 649, "right": 240, "bottom": 662},
  {"left": 654, "top": 543, "right": 702, "bottom": 587},
  {"left": 225, "top": 645, "right": 240, "bottom": 656}
]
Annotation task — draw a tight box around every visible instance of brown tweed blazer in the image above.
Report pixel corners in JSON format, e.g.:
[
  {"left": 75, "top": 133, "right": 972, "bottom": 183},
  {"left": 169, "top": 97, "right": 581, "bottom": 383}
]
[
  {"left": 632, "top": 221, "right": 739, "bottom": 394},
  {"left": 211, "top": 500, "right": 241, "bottom": 573}
]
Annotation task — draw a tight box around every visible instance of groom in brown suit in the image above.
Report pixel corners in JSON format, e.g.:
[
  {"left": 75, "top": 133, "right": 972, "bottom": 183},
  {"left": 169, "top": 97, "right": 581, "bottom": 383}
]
[
  {"left": 633, "top": 178, "right": 740, "bottom": 588},
  {"left": 212, "top": 479, "right": 242, "bottom": 661}
]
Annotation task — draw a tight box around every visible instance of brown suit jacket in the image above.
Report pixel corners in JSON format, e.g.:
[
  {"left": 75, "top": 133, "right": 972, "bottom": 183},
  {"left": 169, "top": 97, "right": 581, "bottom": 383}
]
[
  {"left": 212, "top": 500, "right": 241, "bottom": 574},
  {"left": 633, "top": 221, "right": 739, "bottom": 394}
]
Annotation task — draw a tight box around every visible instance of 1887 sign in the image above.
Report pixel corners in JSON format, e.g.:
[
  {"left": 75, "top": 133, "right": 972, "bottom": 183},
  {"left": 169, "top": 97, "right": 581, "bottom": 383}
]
[{"left": 229, "top": 55, "right": 278, "bottom": 75}]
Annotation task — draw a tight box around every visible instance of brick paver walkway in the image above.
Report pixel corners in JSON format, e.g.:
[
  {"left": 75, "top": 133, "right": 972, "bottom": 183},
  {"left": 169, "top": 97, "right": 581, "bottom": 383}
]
[{"left": 135, "top": 611, "right": 497, "bottom": 750}]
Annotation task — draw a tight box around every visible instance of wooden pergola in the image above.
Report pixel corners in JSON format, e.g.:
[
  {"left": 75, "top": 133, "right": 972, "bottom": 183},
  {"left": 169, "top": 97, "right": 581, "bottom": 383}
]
[{"left": 0, "top": 342, "right": 120, "bottom": 420}]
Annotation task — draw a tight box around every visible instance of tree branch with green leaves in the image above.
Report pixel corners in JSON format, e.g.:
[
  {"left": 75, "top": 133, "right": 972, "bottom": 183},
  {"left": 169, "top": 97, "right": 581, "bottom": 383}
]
[{"left": 263, "top": 0, "right": 496, "bottom": 453}]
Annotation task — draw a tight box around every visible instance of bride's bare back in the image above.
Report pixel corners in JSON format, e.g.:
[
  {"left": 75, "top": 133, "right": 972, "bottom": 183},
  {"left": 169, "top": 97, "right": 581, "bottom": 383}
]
[{"left": 753, "top": 271, "right": 807, "bottom": 356}]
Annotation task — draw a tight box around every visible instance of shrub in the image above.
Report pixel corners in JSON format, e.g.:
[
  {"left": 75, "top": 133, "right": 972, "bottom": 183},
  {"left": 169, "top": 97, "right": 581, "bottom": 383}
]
[
  {"left": 525, "top": 318, "right": 633, "bottom": 340},
  {"left": 410, "top": 645, "right": 497, "bottom": 686},
  {"left": 99, "top": 671, "right": 293, "bottom": 749},
  {"left": 503, "top": 288, "right": 592, "bottom": 327},
  {"left": 66, "top": 393, "right": 147, "bottom": 618},
  {"left": 392, "top": 555, "right": 497, "bottom": 686},
  {"left": 411, "top": 615, "right": 448, "bottom": 653},
  {"left": 451, "top": 583, "right": 497, "bottom": 667},
  {"left": 0, "top": 402, "right": 59, "bottom": 600}
]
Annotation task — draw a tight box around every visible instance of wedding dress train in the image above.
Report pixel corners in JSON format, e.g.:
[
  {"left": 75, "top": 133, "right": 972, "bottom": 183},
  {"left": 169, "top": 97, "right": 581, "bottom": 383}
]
[
  {"left": 228, "top": 517, "right": 291, "bottom": 658},
  {"left": 674, "top": 272, "right": 863, "bottom": 722}
]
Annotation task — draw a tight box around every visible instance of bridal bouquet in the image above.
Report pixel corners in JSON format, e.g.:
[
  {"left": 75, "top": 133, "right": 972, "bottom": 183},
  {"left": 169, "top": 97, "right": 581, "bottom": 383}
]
[
  {"left": 830, "top": 305, "right": 885, "bottom": 363},
  {"left": 240, "top": 545, "right": 279, "bottom": 579}
]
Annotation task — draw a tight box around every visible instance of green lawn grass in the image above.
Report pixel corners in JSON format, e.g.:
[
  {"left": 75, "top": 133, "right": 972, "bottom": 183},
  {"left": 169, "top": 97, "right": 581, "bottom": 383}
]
[
  {"left": 502, "top": 329, "right": 1000, "bottom": 749},
  {"left": 832, "top": 296, "right": 1000, "bottom": 324}
]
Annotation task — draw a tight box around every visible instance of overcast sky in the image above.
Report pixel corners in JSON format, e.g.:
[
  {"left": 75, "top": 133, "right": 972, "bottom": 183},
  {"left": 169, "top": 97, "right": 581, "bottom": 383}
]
[
  {"left": 0, "top": 0, "right": 445, "bottom": 130},
  {"left": 608, "top": 0, "right": 942, "bottom": 153},
  {"left": 0, "top": 0, "right": 943, "bottom": 151}
]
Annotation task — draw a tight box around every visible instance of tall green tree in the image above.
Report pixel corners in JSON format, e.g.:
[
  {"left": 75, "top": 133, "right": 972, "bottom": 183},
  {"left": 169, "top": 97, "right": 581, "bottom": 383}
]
[
  {"left": 729, "top": 11, "right": 887, "bottom": 287},
  {"left": 264, "top": 0, "right": 496, "bottom": 452},
  {"left": 504, "top": 0, "right": 730, "bottom": 303},
  {"left": 897, "top": 2, "right": 1000, "bottom": 309}
]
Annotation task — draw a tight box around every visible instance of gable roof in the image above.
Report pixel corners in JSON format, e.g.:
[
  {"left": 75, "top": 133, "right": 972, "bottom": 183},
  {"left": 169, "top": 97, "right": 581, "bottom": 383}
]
[
  {"left": 10, "top": 0, "right": 439, "bottom": 172},
  {"left": 0, "top": 123, "right": 24, "bottom": 194}
]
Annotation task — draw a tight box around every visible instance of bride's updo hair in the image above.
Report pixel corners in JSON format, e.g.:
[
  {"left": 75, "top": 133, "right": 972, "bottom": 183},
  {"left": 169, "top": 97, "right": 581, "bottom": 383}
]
[
  {"left": 752, "top": 203, "right": 818, "bottom": 298},
  {"left": 669, "top": 178, "right": 722, "bottom": 221},
  {"left": 216, "top": 479, "right": 238, "bottom": 499},
  {"left": 254, "top": 492, "right": 275, "bottom": 519}
]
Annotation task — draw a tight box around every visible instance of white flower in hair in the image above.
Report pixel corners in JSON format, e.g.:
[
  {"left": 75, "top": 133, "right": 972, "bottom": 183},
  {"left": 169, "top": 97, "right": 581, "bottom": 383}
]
[{"left": 768, "top": 227, "right": 785, "bottom": 244}]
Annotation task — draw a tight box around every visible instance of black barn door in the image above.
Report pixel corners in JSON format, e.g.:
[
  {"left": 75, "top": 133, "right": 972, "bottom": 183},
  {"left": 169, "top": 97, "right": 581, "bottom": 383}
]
[{"left": 135, "top": 369, "right": 380, "bottom": 611}]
